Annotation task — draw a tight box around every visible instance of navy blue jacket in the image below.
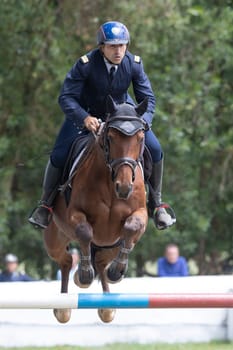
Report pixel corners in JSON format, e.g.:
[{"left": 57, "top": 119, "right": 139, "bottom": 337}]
[{"left": 58, "top": 48, "right": 155, "bottom": 127}]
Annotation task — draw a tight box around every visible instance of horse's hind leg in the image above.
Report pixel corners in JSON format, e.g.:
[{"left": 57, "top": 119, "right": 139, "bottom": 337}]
[
  {"left": 69, "top": 211, "right": 95, "bottom": 288},
  {"left": 53, "top": 247, "right": 73, "bottom": 324},
  {"left": 106, "top": 208, "right": 147, "bottom": 283},
  {"left": 43, "top": 221, "right": 72, "bottom": 323},
  {"left": 94, "top": 249, "right": 116, "bottom": 323}
]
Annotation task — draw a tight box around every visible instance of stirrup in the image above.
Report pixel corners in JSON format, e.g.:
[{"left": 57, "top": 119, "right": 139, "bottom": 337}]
[{"left": 153, "top": 203, "right": 176, "bottom": 230}]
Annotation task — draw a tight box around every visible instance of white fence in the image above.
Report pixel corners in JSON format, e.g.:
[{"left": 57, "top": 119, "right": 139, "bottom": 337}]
[{"left": 0, "top": 276, "right": 232, "bottom": 347}]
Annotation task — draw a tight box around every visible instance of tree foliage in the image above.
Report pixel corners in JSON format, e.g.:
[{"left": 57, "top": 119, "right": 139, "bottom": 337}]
[{"left": 0, "top": 0, "right": 232, "bottom": 277}]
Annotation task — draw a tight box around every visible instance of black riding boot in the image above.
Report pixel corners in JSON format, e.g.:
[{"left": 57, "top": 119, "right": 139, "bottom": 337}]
[
  {"left": 148, "top": 158, "right": 176, "bottom": 229},
  {"left": 28, "top": 160, "right": 62, "bottom": 229}
]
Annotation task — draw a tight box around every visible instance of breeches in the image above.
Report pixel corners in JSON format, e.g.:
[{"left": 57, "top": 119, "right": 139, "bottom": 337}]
[{"left": 50, "top": 119, "right": 162, "bottom": 168}]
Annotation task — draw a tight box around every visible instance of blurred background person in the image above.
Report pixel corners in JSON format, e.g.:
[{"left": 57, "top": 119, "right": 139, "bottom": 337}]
[
  {"left": 157, "top": 243, "right": 189, "bottom": 277},
  {"left": 0, "top": 254, "right": 34, "bottom": 282},
  {"left": 56, "top": 248, "right": 80, "bottom": 280}
]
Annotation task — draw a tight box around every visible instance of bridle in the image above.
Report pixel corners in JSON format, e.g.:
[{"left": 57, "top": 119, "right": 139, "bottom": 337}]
[{"left": 101, "top": 115, "right": 147, "bottom": 182}]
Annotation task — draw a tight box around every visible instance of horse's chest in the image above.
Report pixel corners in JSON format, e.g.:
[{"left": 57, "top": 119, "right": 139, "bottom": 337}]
[{"left": 87, "top": 198, "right": 131, "bottom": 230}]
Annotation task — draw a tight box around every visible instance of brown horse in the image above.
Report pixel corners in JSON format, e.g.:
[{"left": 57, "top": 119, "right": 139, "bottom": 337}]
[{"left": 43, "top": 97, "right": 149, "bottom": 323}]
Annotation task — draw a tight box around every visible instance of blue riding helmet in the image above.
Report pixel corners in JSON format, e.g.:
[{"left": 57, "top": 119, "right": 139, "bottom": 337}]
[{"left": 97, "top": 21, "right": 130, "bottom": 45}]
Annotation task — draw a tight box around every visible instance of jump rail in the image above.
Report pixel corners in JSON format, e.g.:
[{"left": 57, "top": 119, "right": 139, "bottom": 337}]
[{"left": 0, "top": 293, "right": 233, "bottom": 309}]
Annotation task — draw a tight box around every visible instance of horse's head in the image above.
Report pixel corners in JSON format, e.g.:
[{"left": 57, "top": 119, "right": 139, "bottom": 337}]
[{"left": 103, "top": 96, "right": 148, "bottom": 200}]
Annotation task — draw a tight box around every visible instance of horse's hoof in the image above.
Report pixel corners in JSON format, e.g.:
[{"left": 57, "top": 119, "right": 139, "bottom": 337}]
[
  {"left": 53, "top": 308, "right": 71, "bottom": 323},
  {"left": 74, "top": 266, "right": 95, "bottom": 288},
  {"left": 106, "top": 268, "right": 125, "bottom": 284},
  {"left": 105, "top": 261, "right": 128, "bottom": 284},
  {"left": 98, "top": 308, "right": 116, "bottom": 323}
]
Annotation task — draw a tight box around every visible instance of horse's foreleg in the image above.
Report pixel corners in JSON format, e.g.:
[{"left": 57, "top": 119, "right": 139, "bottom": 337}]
[
  {"left": 106, "top": 208, "right": 148, "bottom": 283},
  {"left": 69, "top": 211, "right": 95, "bottom": 288},
  {"left": 123, "top": 207, "right": 148, "bottom": 249}
]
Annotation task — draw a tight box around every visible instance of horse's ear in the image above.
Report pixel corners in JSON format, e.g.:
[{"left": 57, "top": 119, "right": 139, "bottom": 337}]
[
  {"left": 106, "top": 95, "right": 117, "bottom": 115},
  {"left": 135, "top": 97, "right": 148, "bottom": 117}
]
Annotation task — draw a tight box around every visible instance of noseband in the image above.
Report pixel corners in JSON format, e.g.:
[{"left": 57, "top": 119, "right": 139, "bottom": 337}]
[{"left": 101, "top": 116, "right": 146, "bottom": 182}]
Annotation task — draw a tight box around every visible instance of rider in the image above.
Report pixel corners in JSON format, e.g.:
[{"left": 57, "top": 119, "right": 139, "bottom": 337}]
[{"left": 29, "top": 21, "right": 175, "bottom": 230}]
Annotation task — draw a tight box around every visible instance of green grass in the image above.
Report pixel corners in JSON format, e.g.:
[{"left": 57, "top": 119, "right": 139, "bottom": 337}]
[{"left": 0, "top": 342, "right": 232, "bottom": 350}]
